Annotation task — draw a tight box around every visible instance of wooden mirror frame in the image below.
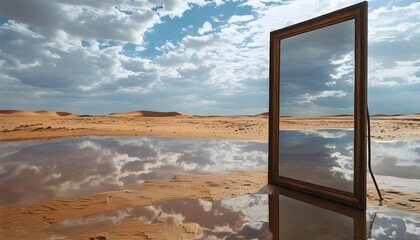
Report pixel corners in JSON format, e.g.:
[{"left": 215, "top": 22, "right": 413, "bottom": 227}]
[{"left": 268, "top": 2, "right": 367, "bottom": 209}]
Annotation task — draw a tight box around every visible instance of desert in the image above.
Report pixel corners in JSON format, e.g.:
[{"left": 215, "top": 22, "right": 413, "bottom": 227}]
[
  {"left": 0, "top": 110, "right": 419, "bottom": 239},
  {"left": 1, "top": 110, "right": 419, "bottom": 142}
]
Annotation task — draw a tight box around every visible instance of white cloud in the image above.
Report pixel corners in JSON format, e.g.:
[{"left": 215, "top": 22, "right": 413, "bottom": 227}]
[
  {"left": 0, "top": 1, "right": 162, "bottom": 45},
  {"left": 369, "top": 2, "right": 420, "bottom": 43},
  {"left": 369, "top": 58, "right": 420, "bottom": 86},
  {"left": 149, "top": 0, "right": 210, "bottom": 18},
  {"left": 198, "top": 21, "right": 213, "bottom": 35},
  {"left": 227, "top": 15, "right": 254, "bottom": 23}
]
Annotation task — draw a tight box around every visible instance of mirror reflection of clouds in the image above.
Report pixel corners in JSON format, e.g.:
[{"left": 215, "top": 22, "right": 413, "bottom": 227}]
[
  {"left": 280, "top": 19, "right": 355, "bottom": 117},
  {"left": 329, "top": 51, "right": 354, "bottom": 84},
  {"left": 279, "top": 129, "right": 354, "bottom": 192},
  {"left": 0, "top": 136, "right": 267, "bottom": 205}
]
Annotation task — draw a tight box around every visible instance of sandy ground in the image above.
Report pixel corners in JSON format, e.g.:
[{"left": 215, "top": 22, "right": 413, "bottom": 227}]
[
  {"left": 0, "top": 110, "right": 267, "bottom": 142},
  {"left": 1, "top": 110, "right": 419, "bottom": 142},
  {"left": 0, "top": 110, "right": 419, "bottom": 239}
]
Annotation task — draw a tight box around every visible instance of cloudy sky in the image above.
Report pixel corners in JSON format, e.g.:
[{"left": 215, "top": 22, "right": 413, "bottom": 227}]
[{"left": 0, "top": 0, "right": 418, "bottom": 115}]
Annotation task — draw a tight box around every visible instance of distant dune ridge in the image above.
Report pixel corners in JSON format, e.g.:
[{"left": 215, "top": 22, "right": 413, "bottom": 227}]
[
  {"left": 0, "top": 109, "right": 190, "bottom": 117},
  {"left": 109, "top": 110, "right": 189, "bottom": 117},
  {"left": 0, "top": 110, "right": 77, "bottom": 117},
  {"left": 0, "top": 109, "right": 272, "bottom": 118}
]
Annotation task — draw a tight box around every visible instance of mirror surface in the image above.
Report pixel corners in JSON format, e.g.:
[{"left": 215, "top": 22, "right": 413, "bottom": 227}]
[
  {"left": 279, "top": 129, "right": 354, "bottom": 192},
  {"left": 278, "top": 19, "right": 355, "bottom": 193}
]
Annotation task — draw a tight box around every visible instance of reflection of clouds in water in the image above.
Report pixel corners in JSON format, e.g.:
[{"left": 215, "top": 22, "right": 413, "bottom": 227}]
[
  {"left": 198, "top": 199, "right": 212, "bottom": 212},
  {"left": 0, "top": 139, "right": 120, "bottom": 204},
  {"left": 50, "top": 195, "right": 271, "bottom": 239},
  {"left": 220, "top": 194, "right": 268, "bottom": 231},
  {"left": 368, "top": 209, "right": 420, "bottom": 240},
  {"left": 279, "top": 129, "right": 353, "bottom": 192},
  {"left": 50, "top": 205, "right": 182, "bottom": 236},
  {"left": 372, "top": 140, "right": 420, "bottom": 180},
  {"left": 0, "top": 137, "right": 267, "bottom": 204},
  {"left": 375, "top": 175, "right": 420, "bottom": 193}
]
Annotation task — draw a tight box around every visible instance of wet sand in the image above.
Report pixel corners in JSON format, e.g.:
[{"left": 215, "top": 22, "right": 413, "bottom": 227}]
[{"left": 0, "top": 110, "right": 419, "bottom": 239}]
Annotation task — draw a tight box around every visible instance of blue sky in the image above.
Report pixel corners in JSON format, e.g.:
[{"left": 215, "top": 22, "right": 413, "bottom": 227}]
[{"left": 0, "top": 0, "right": 418, "bottom": 115}]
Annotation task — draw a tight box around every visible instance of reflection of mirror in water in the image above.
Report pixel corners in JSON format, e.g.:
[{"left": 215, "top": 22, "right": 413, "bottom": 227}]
[
  {"left": 277, "top": 195, "right": 355, "bottom": 239},
  {"left": 48, "top": 193, "right": 420, "bottom": 239},
  {"left": 279, "top": 19, "right": 355, "bottom": 118},
  {"left": 278, "top": 129, "right": 354, "bottom": 192}
]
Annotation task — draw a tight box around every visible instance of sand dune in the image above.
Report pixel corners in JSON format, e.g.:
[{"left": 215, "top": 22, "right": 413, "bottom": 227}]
[
  {"left": 109, "top": 110, "right": 189, "bottom": 117},
  {"left": 0, "top": 109, "right": 193, "bottom": 118},
  {"left": 34, "top": 110, "right": 78, "bottom": 117},
  {"left": 0, "top": 110, "right": 77, "bottom": 117},
  {"left": 0, "top": 110, "right": 40, "bottom": 116},
  {"left": 255, "top": 112, "right": 269, "bottom": 117}
]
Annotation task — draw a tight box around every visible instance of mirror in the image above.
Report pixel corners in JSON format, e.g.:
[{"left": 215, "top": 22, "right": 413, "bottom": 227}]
[{"left": 269, "top": 2, "right": 367, "bottom": 209}]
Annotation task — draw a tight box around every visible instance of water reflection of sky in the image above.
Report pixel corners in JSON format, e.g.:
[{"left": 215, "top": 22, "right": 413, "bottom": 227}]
[
  {"left": 48, "top": 193, "right": 420, "bottom": 240},
  {"left": 50, "top": 194, "right": 271, "bottom": 239},
  {"left": 371, "top": 140, "right": 420, "bottom": 193},
  {"left": 0, "top": 137, "right": 267, "bottom": 205},
  {"left": 372, "top": 140, "right": 420, "bottom": 180},
  {"left": 368, "top": 207, "right": 420, "bottom": 240},
  {"left": 279, "top": 129, "right": 354, "bottom": 193}
]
